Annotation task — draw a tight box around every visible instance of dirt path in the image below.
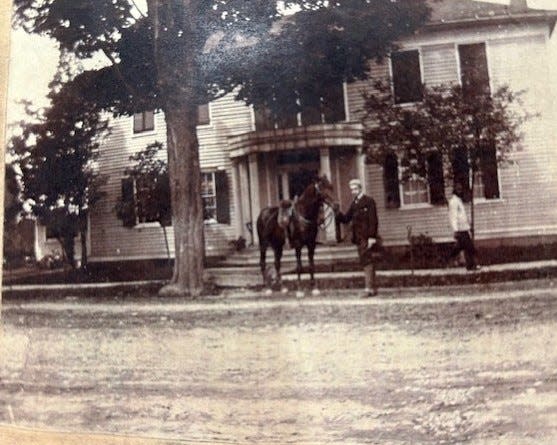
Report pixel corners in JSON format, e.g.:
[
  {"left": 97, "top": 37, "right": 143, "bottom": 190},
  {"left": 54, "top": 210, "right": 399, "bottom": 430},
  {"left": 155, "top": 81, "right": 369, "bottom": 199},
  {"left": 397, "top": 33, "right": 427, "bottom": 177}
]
[{"left": 1, "top": 280, "right": 556, "bottom": 444}]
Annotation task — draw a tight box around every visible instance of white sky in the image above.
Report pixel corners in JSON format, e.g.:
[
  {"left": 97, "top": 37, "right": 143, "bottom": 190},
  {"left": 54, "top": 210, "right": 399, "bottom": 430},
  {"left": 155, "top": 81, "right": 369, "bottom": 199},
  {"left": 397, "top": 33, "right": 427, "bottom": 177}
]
[{"left": 5, "top": 0, "right": 557, "bottom": 130}]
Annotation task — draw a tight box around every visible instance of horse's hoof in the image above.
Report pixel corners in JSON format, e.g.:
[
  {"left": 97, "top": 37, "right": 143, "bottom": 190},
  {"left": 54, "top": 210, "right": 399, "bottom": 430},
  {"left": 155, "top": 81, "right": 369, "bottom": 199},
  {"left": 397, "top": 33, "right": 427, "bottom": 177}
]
[
  {"left": 281, "top": 287, "right": 288, "bottom": 294},
  {"left": 311, "top": 288, "right": 321, "bottom": 296},
  {"left": 264, "top": 288, "right": 273, "bottom": 296},
  {"left": 295, "top": 290, "right": 305, "bottom": 299}
]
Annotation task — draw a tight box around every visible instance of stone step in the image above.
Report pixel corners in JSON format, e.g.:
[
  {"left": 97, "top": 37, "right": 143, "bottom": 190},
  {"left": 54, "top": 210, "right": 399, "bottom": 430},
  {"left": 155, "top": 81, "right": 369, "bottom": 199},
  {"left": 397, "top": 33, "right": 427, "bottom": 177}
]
[{"left": 220, "top": 244, "right": 358, "bottom": 267}]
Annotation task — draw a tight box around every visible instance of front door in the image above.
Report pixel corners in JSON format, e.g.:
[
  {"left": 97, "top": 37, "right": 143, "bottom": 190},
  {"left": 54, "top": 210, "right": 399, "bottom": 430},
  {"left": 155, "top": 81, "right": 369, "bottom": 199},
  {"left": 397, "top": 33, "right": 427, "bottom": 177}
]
[{"left": 287, "top": 168, "right": 318, "bottom": 200}]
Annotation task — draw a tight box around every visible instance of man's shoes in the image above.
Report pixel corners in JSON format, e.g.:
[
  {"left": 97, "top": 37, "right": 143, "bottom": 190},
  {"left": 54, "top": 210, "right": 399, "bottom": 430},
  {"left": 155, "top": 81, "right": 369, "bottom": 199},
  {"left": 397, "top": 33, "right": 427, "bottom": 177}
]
[{"left": 466, "top": 265, "right": 481, "bottom": 272}]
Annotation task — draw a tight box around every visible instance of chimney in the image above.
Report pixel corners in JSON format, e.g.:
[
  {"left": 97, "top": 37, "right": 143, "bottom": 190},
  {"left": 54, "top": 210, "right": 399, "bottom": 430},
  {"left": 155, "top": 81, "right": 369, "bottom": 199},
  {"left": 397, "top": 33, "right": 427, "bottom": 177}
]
[{"left": 509, "top": 0, "right": 529, "bottom": 12}]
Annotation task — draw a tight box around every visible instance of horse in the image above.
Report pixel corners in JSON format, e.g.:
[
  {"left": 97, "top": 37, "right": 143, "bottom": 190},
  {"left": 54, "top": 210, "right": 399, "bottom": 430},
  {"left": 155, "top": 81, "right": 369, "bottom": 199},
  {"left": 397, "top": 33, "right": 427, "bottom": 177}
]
[{"left": 256, "top": 174, "right": 335, "bottom": 295}]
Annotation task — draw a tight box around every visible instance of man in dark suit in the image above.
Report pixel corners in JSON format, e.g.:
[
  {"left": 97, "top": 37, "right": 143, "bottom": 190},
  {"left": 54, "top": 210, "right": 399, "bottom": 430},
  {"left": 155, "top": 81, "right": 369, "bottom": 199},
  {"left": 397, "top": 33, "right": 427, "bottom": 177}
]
[{"left": 334, "top": 178, "right": 379, "bottom": 297}]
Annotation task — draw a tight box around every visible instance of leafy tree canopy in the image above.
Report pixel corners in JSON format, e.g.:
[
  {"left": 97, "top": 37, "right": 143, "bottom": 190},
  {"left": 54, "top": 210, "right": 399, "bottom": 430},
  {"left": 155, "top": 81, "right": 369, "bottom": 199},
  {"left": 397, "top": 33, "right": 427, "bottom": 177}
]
[{"left": 13, "top": 0, "right": 432, "bottom": 115}]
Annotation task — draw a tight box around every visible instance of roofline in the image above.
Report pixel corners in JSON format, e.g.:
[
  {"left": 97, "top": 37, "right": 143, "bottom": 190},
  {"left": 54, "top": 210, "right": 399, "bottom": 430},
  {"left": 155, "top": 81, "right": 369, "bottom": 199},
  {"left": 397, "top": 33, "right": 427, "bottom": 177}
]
[{"left": 424, "top": 12, "right": 557, "bottom": 35}]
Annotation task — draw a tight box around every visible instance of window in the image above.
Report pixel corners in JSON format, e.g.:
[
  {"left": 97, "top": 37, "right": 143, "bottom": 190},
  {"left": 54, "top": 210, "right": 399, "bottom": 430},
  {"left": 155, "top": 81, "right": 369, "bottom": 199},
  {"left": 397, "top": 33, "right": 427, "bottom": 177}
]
[
  {"left": 120, "top": 170, "right": 230, "bottom": 227},
  {"left": 201, "top": 172, "right": 217, "bottom": 222},
  {"left": 253, "top": 83, "right": 345, "bottom": 131},
  {"left": 197, "top": 103, "right": 210, "bottom": 126},
  {"left": 459, "top": 43, "right": 490, "bottom": 98},
  {"left": 133, "top": 111, "right": 155, "bottom": 133},
  {"left": 202, "top": 171, "right": 230, "bottom": 224},
  {"left": 452, "top": 144, "right": 500, "bottom": 201},
  {"left": 383, "top": 151, "right": 446, "bottom": 208},
  {"left": 391, "top": 50, "right": 423, "bottom": 104},
  {"left": 135, "top": 176, "right": 161, "bottom": 224}
]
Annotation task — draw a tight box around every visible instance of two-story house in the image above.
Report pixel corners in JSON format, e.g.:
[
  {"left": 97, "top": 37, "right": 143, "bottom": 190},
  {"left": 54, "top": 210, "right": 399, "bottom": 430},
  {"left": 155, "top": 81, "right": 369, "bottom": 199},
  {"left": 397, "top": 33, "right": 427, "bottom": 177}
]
[{"left": 35, "top": 0, "right": 557, "bottom": 267}]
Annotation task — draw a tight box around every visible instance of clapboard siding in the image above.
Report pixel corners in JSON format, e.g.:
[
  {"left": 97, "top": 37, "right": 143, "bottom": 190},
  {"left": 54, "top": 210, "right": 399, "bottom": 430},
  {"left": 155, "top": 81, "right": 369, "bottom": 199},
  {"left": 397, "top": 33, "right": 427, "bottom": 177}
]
[
  {"left": 88, "top": 18, "right": 557, "bottom": 262},
  {"left": 90, "top": 95, "right": 252, "bottom": 261},
  {"left": 360, "top": 26, "right": 557, "bottom": 245}
]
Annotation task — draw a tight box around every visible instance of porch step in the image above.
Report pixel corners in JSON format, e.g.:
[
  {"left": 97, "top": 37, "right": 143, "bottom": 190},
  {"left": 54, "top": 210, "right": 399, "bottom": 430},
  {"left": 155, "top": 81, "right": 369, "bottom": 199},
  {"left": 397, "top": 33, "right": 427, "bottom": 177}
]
[{"left": 219, "top": 243, "right": 359, "bottom": 267}]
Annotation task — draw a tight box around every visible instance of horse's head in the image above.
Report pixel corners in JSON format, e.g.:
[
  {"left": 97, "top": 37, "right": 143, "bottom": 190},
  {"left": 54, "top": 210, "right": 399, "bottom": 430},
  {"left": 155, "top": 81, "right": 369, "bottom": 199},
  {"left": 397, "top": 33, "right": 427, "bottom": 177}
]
[{"left": 314, "top": 174, "right": 335, "bottom": 207}]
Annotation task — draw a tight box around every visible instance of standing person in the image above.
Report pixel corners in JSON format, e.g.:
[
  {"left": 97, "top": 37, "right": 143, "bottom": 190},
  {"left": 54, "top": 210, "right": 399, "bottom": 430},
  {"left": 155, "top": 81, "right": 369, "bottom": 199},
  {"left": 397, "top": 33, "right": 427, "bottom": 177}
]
[
  {"left": 447, "top": 182, "right": 480, "bottom": 271},
  {"left": 334, "top": 178, "right": 379, "bottom": 297}
]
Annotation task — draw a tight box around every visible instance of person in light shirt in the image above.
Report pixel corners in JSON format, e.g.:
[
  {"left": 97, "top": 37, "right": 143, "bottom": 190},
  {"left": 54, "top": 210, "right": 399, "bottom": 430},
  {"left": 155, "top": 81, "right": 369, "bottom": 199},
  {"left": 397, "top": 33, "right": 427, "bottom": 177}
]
[
  {"left": 334, "top": 178, "right": 380, "bottom": 297},
  {"left": 447, "top": 182, "right": 480, "bottom": 271}
]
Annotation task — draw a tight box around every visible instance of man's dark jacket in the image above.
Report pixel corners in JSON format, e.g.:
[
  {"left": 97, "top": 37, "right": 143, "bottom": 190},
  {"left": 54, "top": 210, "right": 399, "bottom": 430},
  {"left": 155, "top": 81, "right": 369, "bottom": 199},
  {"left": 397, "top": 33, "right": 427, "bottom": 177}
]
[{"left": 336, "top": 195, "right": 378, "bottom": 244}]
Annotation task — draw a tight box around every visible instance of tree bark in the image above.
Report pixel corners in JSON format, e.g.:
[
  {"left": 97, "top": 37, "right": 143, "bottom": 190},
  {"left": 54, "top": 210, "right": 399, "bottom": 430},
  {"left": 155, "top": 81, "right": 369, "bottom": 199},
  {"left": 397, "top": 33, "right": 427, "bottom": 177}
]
[
  {"left": 158, "top": 103, "right": 205, "bottom": 298},
  {"left": 147, "top": 0, "right": 206, "bottom": 297}
]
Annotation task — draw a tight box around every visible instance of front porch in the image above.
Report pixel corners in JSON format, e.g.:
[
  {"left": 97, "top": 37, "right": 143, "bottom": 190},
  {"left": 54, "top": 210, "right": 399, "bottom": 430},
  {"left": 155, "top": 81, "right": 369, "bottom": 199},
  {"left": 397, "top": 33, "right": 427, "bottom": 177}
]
[{"left": 227, "top": 122, "right": 366, "bottom": 245}]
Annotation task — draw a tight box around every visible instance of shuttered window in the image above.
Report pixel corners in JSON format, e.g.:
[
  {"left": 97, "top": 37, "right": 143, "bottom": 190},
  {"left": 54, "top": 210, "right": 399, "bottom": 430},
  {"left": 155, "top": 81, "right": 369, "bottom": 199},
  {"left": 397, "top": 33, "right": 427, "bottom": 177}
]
[
  {"left": 391, "top": 50, "right": 423, "bottom": 104},
  {"left": 120, "top": 170, "right": 230, "bottom": 227},
  {"left": 459, "top": 43, "right": 490, "bottom": 99},
  {"left": 452, "top": 145, "right": 499, "bottom": 201},
  {"left": 133, "top": 111, "right": 155, "bottom": 133},
  {"left": 202, "top": 171, "right": 231, "bottom": 224}
]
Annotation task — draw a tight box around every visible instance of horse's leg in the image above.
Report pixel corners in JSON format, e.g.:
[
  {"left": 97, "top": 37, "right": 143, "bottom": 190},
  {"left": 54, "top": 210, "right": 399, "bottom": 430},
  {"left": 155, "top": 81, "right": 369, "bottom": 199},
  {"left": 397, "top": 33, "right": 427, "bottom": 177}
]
[
  {"left": 260, "top": 243, "right": 271, "bottom": 293},
  {"left": 295, "top": 247, "right": 304, "bottom": 298},
  {"left": 308, "top": 242, "right": 320, "bottom": 296},
  {"left": 274, "top": 243, "right": 287, "bottom": 293}
]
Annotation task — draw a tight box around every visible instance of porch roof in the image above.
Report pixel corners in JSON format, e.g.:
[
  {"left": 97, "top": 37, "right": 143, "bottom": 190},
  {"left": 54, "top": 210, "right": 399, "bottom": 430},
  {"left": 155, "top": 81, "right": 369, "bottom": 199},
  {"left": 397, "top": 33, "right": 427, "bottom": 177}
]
[{"left": 227, "top": 122, "right": 363, "bottom": 159}]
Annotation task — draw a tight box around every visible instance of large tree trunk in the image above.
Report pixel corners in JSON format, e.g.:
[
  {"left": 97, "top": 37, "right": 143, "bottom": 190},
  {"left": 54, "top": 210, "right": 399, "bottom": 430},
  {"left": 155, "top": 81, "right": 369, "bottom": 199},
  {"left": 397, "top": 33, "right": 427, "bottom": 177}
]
[
  {"left": 158, "top": 103, "right": 205, "bottom": 298},
  {"left": 148, "top": 0, "right": 205, "bottom": 297}
]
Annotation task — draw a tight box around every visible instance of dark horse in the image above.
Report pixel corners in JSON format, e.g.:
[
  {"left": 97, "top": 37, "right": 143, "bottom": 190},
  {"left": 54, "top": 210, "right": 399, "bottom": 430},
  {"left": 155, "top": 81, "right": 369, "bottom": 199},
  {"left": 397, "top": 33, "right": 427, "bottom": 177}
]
[{"left": 256, "top": 175, "right": 335, "bottom": 295}]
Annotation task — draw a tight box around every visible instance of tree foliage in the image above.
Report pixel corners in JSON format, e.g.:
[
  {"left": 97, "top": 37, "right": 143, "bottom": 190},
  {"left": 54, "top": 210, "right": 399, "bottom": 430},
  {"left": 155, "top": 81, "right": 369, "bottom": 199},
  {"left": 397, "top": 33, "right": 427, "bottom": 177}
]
[
  {"left": 362, "top": 81, "right": 532, "bottom": 235},
  {"left": 10, "top": 80, "right": 109, "bottom": 269},
  {"left": 12, "top": 0, "right": 433, "bottom": 296}
]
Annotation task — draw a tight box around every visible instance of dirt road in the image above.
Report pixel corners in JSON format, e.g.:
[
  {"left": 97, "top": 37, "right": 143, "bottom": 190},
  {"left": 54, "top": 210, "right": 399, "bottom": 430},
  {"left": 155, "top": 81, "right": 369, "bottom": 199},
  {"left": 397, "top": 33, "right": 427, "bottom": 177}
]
[{"left": 1, "top": 280, "right": 556, "bottom": 444}]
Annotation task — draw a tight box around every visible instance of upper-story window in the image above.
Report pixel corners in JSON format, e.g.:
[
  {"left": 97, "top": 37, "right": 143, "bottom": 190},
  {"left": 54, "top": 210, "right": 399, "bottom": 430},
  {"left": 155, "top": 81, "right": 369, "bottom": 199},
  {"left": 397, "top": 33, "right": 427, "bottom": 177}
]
[
  {"left": 133, "top": 111, "right": 155, "bottom": 133},
  {"left": 253, "top": 83, "right": 345, "bottom": 131},
  {"left": 391, "top": 50, "right": 423, "bottom": 104},
  {"left": 197, "top": 103, "right": 210, "bottom": 126},
  {"left": 458, "top": 43, "right": 490, "bottom": 98}
]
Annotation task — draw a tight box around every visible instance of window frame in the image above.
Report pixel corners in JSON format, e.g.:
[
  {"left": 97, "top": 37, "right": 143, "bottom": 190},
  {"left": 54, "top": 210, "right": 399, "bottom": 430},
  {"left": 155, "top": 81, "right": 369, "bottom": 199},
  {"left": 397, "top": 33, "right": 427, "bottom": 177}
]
[
  {"left": 389, "top": 48, "right": 424, "bottom": 105},
  {"left": 197, "top": 103, "right": 212, "bottom": 127},
  {"left": 201, "top": 171, "right": 218, "bottom": 224},
  {"left": 457, "top": 42, "right": 493, "bottom": 99},
  {"left": 132, "top": 110, "right": 156, "bottom": 135},
  {"left": 399, "top": 172, "right": 431, "bottom": 208}
]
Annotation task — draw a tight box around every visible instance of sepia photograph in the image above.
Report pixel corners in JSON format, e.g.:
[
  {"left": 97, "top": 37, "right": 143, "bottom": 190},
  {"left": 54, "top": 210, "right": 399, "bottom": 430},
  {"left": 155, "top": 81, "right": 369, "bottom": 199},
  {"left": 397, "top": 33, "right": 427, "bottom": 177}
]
[{"left": 1, "top": 0, "right": 557, "bottom": 443}]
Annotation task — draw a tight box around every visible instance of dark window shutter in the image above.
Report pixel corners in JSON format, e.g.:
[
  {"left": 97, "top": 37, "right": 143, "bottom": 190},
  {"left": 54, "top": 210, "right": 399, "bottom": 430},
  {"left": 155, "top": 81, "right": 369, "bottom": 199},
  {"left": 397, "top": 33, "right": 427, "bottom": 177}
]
[
  {"left": 322, "top": 83, "right": 346, "bottom": 123},
  {"left": 121, "top": 177, "right": 137, "bottom": 227},
  {"left": 391, "top": 50, "right": 423, "bottom": 104},
  {"left": 157, "top": 173, "right": 172, "bottom": 226},
  {"left": 480, "top": 142, "right": 500, "bottom": 199},
  {"left": 427, "top": 151, "right": 446, "bottom": 205},
  {"left": 384, "top": 153, "right": 400, "bottom": 208},
  {"left": 133, "top": 113, "right": 143, "bottom": 133},
  {"left": 144, "top": 111, "right": 155, "bottom": 131},
  {"left": 215, "top": 170, "right": 230, "bottom": 224},
  {"left": 452, "top": 147, "right": 471, "bottom": 202},
  {"left": 197, "top": 104, "right": 210, "bottom": 125}
]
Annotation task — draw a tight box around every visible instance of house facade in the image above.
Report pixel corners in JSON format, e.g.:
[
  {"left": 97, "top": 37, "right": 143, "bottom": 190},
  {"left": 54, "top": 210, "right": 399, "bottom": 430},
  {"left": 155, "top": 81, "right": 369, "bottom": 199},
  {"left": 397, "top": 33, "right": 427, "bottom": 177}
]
[{"left": 36, "top": 0, "right": 557, "bottom": 264}]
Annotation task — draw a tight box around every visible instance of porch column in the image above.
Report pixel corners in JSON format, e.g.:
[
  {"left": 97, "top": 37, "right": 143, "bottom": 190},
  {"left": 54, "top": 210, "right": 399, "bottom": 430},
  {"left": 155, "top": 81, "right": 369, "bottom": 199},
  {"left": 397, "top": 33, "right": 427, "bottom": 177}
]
[
  {"left": 238, "top": 158, "right": 252, "bottom": 244},
  {"left": 248, "top": 153, "right": 261, "bottom": 245},
  {"left": 320, "top": 147, "right": 336, "bottom": 241},
  {"left": 230, "top": 160, "right": 243, "bottom": 239},
  {"left": 357, "top": 147, "right": 368, "bottom": 194}
]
